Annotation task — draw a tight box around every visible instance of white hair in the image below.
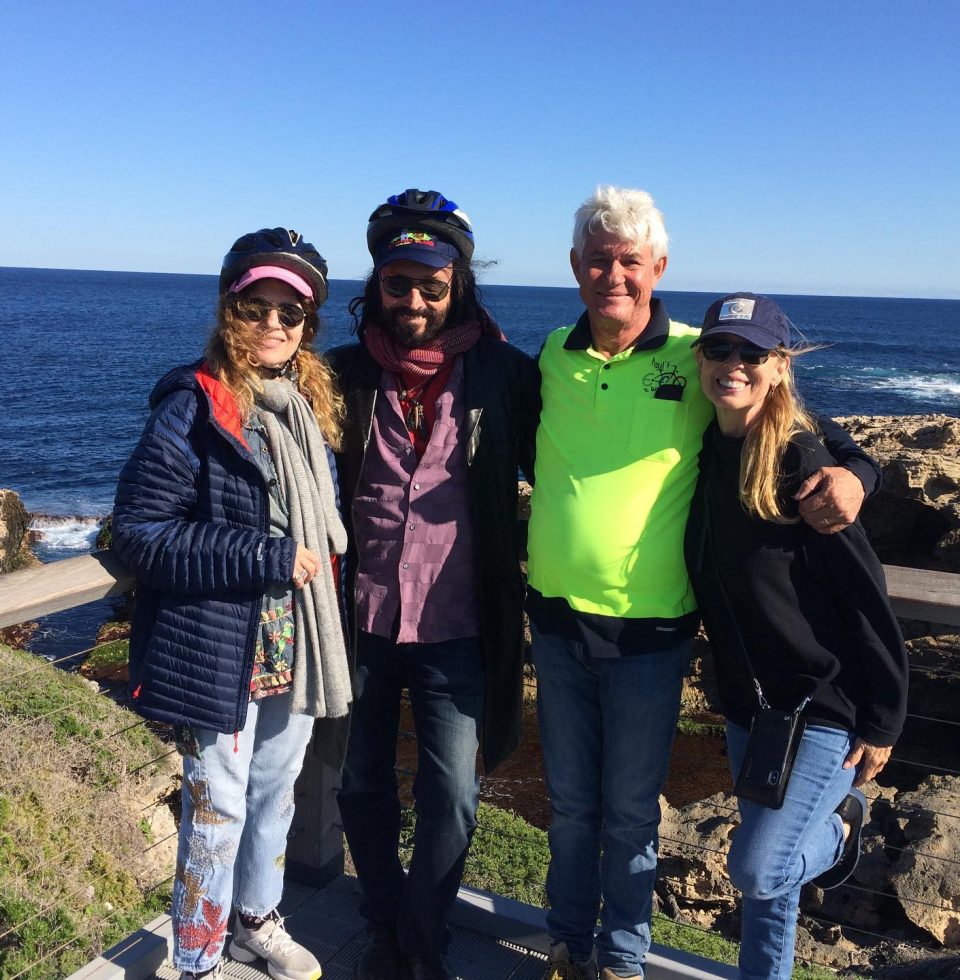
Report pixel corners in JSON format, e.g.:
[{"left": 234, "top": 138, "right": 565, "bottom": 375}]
[{"left": 572, "top": 185, "right": 669, "bottom": 261}]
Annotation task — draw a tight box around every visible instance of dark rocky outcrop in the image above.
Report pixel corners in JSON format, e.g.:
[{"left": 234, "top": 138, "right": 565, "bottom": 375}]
[
  {"left": 0, "top": 488, "right": 35, "bottom": 574},
  {"left": 0, "top": 489, "right": 39, "bottom": 645},
  {"left": 837, "top": 415, "right": 960, "bottom": 574}
]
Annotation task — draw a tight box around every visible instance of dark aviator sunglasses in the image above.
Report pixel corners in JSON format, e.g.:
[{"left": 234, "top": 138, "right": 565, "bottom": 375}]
[
  {"left": 232, "top": 298, "right": 306, "bottom": 329},
  {"left": 698, "top": 337, "right": 778, "bottom": 366},
  {"left": 380, "top": 274, "right": 450, "bottom": 302}
]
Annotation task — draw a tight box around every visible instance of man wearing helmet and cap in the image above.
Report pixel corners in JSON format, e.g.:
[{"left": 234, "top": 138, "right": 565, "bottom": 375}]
[
  {"left": 325, "top": 190, "right": 539, "bottom": 980},
  {"left": 527, "top": 187, "right": 881, "bottom": 980}
]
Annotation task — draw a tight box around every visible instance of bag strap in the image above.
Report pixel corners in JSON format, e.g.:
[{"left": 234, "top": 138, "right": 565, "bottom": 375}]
[{"left": 703, "top": 474, "right": 812, "bottom": 715}]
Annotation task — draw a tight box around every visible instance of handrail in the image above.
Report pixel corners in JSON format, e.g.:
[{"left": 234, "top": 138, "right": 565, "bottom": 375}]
[
  {"left": 0, "top": 551, "right": 135, "bottom": 628},
  {"left": 883, "top": 563, "right": 960, "bottom": 627},
  {"left": 1, "top": 551, "right": 958, "bottom": 630}
]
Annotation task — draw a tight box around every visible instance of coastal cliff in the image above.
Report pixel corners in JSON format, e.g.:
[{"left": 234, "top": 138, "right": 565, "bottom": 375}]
[
  {"left": 839, "top": 414, "right": 960, "bottom": 573},
  {"left": 0, "top": 489, "right": 36, "bottom": 574}
]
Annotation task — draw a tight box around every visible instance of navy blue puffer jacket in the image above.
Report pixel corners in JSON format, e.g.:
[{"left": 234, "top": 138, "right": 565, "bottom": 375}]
[{"left": 113, "top": 362, "right": 297, "bottom": 734}]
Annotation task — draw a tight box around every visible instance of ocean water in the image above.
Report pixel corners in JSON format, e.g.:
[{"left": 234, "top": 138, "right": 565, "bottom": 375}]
[{"left": 2, "top": 267, "right": 959, "bottom": 659}]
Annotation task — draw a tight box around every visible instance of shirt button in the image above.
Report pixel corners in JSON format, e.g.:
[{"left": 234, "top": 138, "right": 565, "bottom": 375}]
[
  {"left": 413, "top": 483, "right": 420, "bottom": 490},
  {"left": 409, "top": 523, "right": 416, "bottom": 530},
  {"left": 603, "top": 363, "right": 611, "bottom": 370},
  {"left": 601, "top": 383, "right": 609, "bottom": 390},
  {"left": 402, "top": 562, "right": 409, "bottom": 569},
  {"left": 405, "top": 446, "right": 412, "bottom": 454}
]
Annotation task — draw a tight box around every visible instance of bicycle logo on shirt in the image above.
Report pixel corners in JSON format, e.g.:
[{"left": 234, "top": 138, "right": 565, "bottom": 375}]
[{"left": 643, "top": 358, "right": 687, "bottom": 395}]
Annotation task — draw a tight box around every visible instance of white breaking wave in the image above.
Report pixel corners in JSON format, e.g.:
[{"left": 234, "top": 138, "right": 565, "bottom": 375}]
[
  {"left": 864, "top": 372, "right": 960, "bottom": 403},
  {"left": 30, "top": 515, "right": 102, "bottom": 552}
]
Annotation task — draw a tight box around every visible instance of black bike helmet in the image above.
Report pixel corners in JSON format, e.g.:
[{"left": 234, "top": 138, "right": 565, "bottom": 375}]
[
  {"left": 366, "top": 189, "right": 474, "bottom": 262},
  {"left": 219, "top": 228, "right": 329, "bottom": 305}
]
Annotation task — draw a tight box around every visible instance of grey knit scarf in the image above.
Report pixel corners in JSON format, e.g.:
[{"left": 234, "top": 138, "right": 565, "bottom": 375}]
[{"left": 256, "top": 379, "right": 351, "bottom": 718}]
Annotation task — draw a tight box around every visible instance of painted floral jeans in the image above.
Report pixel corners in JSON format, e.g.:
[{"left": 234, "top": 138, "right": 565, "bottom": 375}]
[{"left": 171, "top": 692, "right": 315, "bottom": 973}]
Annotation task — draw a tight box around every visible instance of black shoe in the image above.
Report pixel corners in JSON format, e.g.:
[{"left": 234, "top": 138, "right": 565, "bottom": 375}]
[
  {"left": 354, "top": 927, "right": 403, "bottom": 980},
  {"left": 813, "top": 788, "right": 867, "bottom": 889},
  {"left": 404, "top": 954, "right": 453, "bottom": 980}
]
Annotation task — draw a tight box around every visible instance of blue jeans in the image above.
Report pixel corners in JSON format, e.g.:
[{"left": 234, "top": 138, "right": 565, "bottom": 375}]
[
  {"left": 726, "top": 722, "right": 855, "bottom": 980},
  {"left": 172, "top": 692, "right": 315, "bottom": 973},
  {"left": 532, "top": 624, "right": 689, "bottom": 976},
  {"left": 337, "top": 630, "right": 484, "bottom": 961}
]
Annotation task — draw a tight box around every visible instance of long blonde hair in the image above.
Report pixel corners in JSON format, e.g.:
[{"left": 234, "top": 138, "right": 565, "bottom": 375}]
[
  {"left": 204, "top": 293, "right": 344, "bottom": 450},
  {"left": 739, "top": 348, "right": 818, "bottom": 523}
]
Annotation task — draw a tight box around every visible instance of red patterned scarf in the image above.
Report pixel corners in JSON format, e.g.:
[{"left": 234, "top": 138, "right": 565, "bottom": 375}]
[{"left": 363, "top": 317, "right": 504, "bottom": 384}]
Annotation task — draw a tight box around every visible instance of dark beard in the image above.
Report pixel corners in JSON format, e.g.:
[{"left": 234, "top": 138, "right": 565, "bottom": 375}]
[{"left": 383, "top": 305, "right": 448, "bottom": 347}]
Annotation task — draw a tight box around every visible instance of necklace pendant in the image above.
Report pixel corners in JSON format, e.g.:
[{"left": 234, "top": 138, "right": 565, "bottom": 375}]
[{"left": 406, "top": 402, "right": 425, "bottom": 436}]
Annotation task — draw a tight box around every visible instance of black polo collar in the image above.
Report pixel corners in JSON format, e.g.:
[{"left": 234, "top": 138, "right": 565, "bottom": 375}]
[{"left": 563, "top": 298, "right": 671, "bottom": 353}]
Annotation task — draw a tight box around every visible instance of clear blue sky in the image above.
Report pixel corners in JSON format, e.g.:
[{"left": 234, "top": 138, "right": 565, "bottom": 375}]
[{"left": 3, "top": 0, "right": 958, "bottom": 298}]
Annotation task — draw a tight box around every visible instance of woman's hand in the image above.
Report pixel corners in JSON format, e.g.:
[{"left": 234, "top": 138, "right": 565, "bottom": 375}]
[
  {"left": 844, "top": 737, "right": 892, "bottom": 787},
  {"left": 291, "top": 544, "right": 322, "bottom": 589}
]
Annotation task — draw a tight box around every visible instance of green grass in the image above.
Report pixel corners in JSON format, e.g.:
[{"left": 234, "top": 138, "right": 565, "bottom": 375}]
[
  {"left": 676, "top": 717, "right": 725, "bottom": 736},
  {"left": 0, "top": 643, "right": 174, "bottom": 979},
  {"left": 651, "top": 913, "right": 739, "bottom": 965},
  {"left": 80, "top": 637, "right": 130, "bottom": 680},
  {"left": 463, "top": 804, "right": 551, "bottom": 907}
]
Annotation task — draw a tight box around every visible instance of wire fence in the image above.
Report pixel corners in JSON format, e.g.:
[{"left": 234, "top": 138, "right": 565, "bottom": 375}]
[{"left": 2, "top": 595, "right": 960, "bottom": 977}]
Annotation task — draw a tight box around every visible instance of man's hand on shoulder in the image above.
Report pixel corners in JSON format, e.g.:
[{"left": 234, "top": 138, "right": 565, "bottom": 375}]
[{"left": 796, "top": 466, "right": 866, "bottom": 534}]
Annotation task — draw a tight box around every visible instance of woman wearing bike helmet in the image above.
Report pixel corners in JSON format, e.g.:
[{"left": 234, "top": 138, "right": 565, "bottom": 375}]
[{"left": 113, "top": 228, "right": 349, "bottom": 980}]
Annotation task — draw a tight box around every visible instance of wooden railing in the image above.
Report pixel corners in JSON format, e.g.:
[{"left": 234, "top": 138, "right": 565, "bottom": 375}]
[{"left": 2, "top": 551, "right": 959, "bottom": 632}]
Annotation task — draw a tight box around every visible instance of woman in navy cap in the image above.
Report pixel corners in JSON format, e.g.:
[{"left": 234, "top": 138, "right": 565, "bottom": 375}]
[{"left": 684, "top": 293, "right": 908, "bottom": 980}]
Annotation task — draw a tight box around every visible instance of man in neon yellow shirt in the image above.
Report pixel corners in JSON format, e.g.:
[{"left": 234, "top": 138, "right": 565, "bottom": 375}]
[{"left": 527, "top": 187, "right": 878, "bottom": 980}]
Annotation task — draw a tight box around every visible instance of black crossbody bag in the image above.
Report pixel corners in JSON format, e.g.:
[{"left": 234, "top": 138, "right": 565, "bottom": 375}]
[{"left": 702, "top": 482, "right": 811, "bottom": 809}]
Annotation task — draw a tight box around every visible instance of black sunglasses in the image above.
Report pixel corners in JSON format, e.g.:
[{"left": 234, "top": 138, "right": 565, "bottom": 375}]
[
  {"left": 380, "top": 274, "right": 450, "bottom": 302},
  {"left": 699, "top": 338, "right": 776, "bottom": 365},
  {"left": 232, "top": 298, "right": 306, "bottom": 329}
]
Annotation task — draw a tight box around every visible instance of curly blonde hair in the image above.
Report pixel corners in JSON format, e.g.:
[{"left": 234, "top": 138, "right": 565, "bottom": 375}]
[{"left": 204, "top": 293, "right": 344, "bottom": 450}]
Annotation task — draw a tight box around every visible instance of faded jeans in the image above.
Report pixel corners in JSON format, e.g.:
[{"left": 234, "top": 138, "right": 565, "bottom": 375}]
[
  {"left": 171, "top": 692, "right": 315, "bottom": 973},
  {"left": 726, "top": 722, "right": 855, "bottom": 980},
  {"left": 532, "top": 623, "right": 689, "bottom": 977}
]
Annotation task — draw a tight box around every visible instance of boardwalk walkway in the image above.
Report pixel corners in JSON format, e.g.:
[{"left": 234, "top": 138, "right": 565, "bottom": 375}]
[{"left": 71, "top": 874, "right": 735, "bottom": 980}]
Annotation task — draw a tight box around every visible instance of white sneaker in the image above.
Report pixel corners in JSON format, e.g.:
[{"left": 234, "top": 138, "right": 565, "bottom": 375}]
[{"left": 228, "top": 910, "right": 322, "bottom": 980}]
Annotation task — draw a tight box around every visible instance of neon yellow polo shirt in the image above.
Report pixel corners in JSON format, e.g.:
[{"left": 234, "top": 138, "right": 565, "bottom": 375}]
[{"left": 528, "top": 311, "right": 713, "bottom": 620}]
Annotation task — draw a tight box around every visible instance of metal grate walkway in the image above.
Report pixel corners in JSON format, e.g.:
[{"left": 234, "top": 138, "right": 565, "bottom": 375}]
[{"left": 71, "top": 874, "right": 735, "bottom": 980}]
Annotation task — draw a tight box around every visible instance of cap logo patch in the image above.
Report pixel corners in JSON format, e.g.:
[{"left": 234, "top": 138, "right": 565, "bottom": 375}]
[
  {"left": 719, "top": 298, "right": 756, "bottom": 321},
  {"left": 390, "top": 230, "right": 437, "bottom": 249}
]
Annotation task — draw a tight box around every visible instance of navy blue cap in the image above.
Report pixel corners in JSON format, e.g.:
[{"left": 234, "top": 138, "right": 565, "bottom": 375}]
[
  {"left": 695, "top": 293, "right": 792, "bottom": 350},
  {"left": 373, "top": 229, "right": 461, "bottom": 272}
]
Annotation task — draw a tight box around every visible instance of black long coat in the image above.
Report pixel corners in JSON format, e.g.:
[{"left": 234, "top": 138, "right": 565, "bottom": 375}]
[{"left": 322, "top": 336, "right": 539, "bottom": 772}]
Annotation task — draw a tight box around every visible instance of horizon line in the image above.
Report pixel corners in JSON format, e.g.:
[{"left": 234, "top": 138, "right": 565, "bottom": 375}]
[{"left": 1, "top": 264, "right": 958, "bottom": 304}]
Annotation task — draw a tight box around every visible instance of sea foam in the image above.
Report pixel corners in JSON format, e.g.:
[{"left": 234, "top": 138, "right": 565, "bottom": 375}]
[{"left": 29, "top": 515, "right": 102, "bottom": 553}]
